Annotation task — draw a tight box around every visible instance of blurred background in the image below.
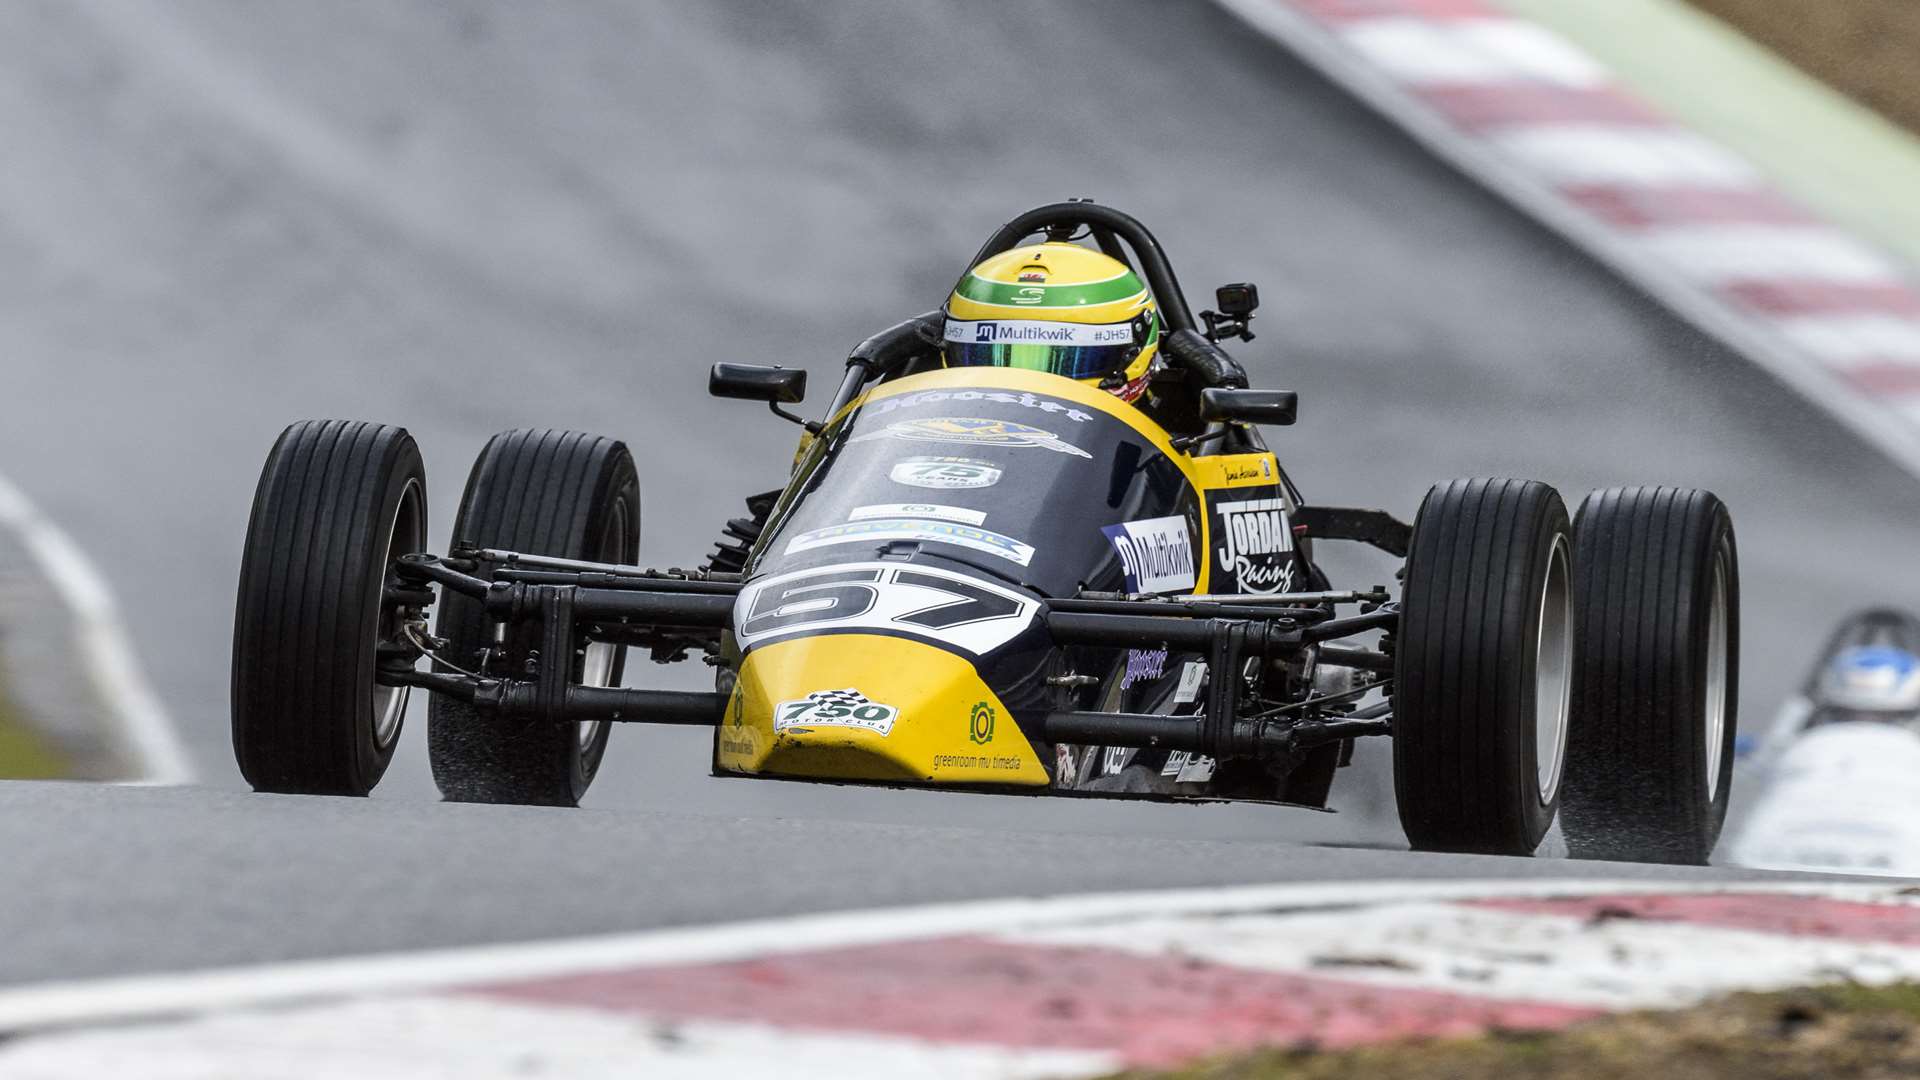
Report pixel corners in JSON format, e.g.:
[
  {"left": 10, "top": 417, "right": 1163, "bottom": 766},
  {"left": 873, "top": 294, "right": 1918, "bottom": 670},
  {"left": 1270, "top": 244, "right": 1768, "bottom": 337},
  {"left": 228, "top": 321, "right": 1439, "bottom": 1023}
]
[{"left": 0, "top": 0, "right": 1917, "bottom": 852}]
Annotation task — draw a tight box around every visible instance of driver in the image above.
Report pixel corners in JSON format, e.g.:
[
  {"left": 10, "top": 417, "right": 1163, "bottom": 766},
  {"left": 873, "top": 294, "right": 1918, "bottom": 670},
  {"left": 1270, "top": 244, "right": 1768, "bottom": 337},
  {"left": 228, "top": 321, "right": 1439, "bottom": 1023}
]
[
  {"left": 1811, "top": 643, "right": 1920, "bottom": 728},
  {"left": 942, "top": 243, "right": 1161, "bottom": 403}
]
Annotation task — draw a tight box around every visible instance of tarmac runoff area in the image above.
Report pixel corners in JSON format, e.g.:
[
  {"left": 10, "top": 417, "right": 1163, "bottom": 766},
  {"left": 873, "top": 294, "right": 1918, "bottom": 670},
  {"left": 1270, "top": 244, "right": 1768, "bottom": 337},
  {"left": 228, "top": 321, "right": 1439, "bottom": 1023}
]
[{"left": 3, "top": 878, "right": 1919, "bottom": 1077}]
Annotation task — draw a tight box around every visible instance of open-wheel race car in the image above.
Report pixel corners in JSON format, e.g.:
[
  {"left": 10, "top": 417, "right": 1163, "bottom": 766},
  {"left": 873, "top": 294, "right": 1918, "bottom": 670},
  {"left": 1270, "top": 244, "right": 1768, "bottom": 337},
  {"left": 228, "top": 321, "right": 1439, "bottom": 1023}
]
[{"left": 231, "top": 202, "right": 1740, "bottom": 862}]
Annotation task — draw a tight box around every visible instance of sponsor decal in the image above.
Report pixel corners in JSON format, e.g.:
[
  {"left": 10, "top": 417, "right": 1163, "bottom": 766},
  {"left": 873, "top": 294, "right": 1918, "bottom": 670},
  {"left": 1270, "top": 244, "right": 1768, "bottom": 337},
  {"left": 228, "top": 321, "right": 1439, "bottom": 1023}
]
[
  {"left": 734, "top": 562, "right": 1040, "bottom": 656},
  {"left": 1103, "top": 745, "right": 1135, "bottom": 775},
  {"left": 944, "top": 319, "right": 1134, "bottom": 348},
  {"left": 865, "top": 390, "right": 1094, "bottom": 423},
  {"left": 1056, "top": 744, "right": 1081, "bottom": 788},
  {"left": 849, "top": 502, "right": 986, "bottom": 526},
  {"left": 1017, "top": 270, "right": 1046, "bottom": 283},
  {"left": 889, "top": 457, "right": 1002, "bottom": 490},
  {"left": 1121, "top": 647, "right": 1168, "bottom": 690},
  {"left": 1178, "top": 753, "right": 1217, "bottom": 783},
  {"left": 774, "top": 688, "right": 899, "bottom": 736},
  {"left": 1174, "top": 661, "right": 1207, "bottom": 705},
  {"left": 1160, "top": 751, "right": 1217, "bottom": 783},
  {"left": 785, "top": 519, "right": 1035, "bottom": 567},
  {"left": 1102, "top": 516, "right": 1197, "bottom": 595},
  {"left": 853, "top": 417, "right": 1091, "bottom": 459},
  {"left": 1214, "top": 496, "right": 1295, "bottom": 595},
  {"left": 887, "top": 453, "right": 1006, "bottom": 488},
  {"left": 932, "top": 752, "right": 1027, "bottom": 771},
  {"left": 969, "top": 701, "right": 996, "bottom": 745}
]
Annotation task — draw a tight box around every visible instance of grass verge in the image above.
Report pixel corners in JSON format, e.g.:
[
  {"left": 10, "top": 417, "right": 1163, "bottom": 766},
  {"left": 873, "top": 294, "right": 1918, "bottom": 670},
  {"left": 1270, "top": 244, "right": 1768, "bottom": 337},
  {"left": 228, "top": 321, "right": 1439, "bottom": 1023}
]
[
  {"left": 0, "top": 670, "right": 69, "bottom": 779},
  {"left": 1114, "top": 983, "right": 1920, "bottom": 1080},
  {"left": 1683, "top": 0, "right": 1920, "bottom": 140}
]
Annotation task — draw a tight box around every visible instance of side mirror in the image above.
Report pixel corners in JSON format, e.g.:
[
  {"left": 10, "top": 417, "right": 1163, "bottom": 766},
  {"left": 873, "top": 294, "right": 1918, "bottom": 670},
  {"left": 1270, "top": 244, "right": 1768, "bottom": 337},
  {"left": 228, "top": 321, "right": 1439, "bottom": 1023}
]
[
  {"left": 1199, "top": 387, "right": 1296, "bottom": 426},
  {"left": 709, "top": 363, "right": 807, "bottom": 404}
]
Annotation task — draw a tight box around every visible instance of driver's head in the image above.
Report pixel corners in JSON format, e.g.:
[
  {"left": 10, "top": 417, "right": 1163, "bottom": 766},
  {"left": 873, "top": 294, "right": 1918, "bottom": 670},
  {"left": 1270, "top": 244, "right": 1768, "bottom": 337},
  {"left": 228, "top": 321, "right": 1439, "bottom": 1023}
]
[
  {"left": 943, "top": 243, "right": 1160, "bottom": 402},
  {"left": 1812, "top": 644, "right": 1920, "bottom": 727}
]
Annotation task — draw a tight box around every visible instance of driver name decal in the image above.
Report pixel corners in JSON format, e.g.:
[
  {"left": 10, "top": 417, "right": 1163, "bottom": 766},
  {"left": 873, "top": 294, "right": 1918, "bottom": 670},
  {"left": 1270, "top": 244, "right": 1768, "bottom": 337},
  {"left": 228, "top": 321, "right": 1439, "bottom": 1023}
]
[
  {"left": 888, "top": 457, "right": 1002, "bottom": 490},
  {"left": 1103, "top": 516, "right": 1197, "bottom": 595},
  {"left": 852, "top": 417, "right": 1092, "bottom": 458},
  {"left": 1214, "top": 497, "right": 1295, "bottom": 595}
]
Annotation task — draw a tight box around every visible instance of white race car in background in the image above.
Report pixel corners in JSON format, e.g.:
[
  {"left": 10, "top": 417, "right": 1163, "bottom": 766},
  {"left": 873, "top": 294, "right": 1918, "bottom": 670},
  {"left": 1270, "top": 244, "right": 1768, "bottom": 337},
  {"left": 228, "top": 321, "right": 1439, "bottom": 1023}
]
[{"left": 1723, "top": 609, "right": 1920, "bottom": 876}]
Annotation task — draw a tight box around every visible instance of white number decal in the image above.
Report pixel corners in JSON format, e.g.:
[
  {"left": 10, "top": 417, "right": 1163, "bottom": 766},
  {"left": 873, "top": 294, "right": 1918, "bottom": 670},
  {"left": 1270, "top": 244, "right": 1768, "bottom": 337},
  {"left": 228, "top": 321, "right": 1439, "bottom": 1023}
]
[{"left": 735, "top": 562, "right": 1039, "bottom": 656}]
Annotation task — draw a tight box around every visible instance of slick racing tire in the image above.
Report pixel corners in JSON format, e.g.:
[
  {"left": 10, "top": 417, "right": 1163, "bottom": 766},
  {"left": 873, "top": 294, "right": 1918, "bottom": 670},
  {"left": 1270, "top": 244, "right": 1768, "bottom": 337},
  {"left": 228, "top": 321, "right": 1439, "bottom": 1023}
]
[
  {"left": 232, "top": 420, "right": 427, "bottom": 796},
  {"left": 428, "top": 429, "right": 639, "bottom": 807},
  {"left": 1560, "top": 487, "right": 1738, "bottom": 866},
  {"left": 1393, "top": 478, "right": 1574, "bottom": 856}
]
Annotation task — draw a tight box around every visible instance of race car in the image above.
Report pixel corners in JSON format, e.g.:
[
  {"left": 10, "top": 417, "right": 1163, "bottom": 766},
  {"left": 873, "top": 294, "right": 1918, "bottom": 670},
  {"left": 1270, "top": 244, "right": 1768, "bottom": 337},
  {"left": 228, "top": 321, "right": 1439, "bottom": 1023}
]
[
  {"left": 1723, "top": 609, "right": 1920, "bottom": 875},
  {"left": 230, "top": 202, "right": 1740, "bottom": 863}
]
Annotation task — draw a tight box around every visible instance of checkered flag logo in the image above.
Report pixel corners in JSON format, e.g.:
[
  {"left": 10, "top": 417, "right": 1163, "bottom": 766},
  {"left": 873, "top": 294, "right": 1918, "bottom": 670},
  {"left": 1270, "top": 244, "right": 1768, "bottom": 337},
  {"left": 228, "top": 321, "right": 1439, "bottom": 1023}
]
[{"left": 806, "top": 688, "right": 869, "bottom": 708}]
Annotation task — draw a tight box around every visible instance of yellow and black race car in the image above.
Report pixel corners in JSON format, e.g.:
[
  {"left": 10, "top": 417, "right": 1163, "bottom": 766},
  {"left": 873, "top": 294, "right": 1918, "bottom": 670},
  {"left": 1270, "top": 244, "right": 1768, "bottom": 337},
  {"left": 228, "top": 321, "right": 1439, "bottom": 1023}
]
[{"left": 231, "top": 203, "right": 1741, "bottom": 864}]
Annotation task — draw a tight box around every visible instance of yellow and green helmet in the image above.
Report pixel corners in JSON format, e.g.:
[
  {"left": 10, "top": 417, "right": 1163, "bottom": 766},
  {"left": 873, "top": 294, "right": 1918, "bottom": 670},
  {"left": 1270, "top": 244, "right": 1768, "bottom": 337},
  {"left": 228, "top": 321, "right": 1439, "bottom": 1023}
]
[{"left": 943, "top": 242, "right": 1160, "bottom": 400}]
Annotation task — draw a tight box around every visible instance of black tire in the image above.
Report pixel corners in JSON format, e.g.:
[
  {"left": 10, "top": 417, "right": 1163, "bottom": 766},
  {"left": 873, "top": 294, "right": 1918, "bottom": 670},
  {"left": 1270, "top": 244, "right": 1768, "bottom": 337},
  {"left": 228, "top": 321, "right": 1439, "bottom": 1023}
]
[
  {"left": 232, "top": 420, "right": 427, "bottom": 795},
  {"left": 428, "top": 429, "right": 639, "bottom": 806},
  {"left": 1393, "top": 478, "right": 1574, "bottom": 856},
  {"left": 1561, "top": 487, "right": 1738, "bottom": 865}
]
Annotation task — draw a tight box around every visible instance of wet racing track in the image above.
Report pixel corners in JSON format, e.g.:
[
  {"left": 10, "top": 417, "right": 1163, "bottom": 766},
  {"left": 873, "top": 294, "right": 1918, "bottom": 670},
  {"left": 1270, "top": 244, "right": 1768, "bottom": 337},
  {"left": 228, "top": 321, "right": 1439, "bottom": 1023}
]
[{"left": 0, "top": 0, "right": 1916, "bottom": 983}]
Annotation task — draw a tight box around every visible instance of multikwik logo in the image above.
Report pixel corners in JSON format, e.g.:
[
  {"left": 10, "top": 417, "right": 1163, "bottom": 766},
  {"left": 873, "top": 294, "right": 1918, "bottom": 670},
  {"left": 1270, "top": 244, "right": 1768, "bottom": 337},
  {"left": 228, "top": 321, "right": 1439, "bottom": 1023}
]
[
  {"left": 945, "top": 319, "right": 1133, "bottom": 348},
  {"left": 1102, "top": 516, "right": 1197, "bottom": 595}
]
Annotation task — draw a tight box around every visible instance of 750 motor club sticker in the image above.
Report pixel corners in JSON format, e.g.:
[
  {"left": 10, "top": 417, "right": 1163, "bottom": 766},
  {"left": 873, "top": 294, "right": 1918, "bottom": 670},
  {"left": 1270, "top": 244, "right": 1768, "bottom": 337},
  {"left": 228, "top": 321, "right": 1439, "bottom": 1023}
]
[{"left": 773, "top": 688, "right": 899, "bottom": 736}]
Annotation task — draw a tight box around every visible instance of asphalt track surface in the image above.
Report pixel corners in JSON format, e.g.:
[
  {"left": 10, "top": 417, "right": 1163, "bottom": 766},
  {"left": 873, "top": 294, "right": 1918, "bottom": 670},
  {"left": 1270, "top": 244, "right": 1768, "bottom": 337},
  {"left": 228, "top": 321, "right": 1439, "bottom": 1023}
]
[{"left": 0, "top": 1, "right": 1916, "bottom": 983}]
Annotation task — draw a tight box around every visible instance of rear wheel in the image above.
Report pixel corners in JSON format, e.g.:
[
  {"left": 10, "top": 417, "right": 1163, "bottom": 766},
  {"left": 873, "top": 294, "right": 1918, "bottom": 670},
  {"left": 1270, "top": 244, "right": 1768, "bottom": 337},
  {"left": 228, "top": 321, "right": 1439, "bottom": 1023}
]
[
  {"left": 1393, "top": 478, "right": 1573, "bottom": 856},
  {"left": 232, "top": 420, "right": 427, "bottom": 795},
  {"left": 1561, "top": 487, "right": 1738, "bottom": 865},
  {"left": 428, "top": 429, "right": 639, "bottom": 806}
]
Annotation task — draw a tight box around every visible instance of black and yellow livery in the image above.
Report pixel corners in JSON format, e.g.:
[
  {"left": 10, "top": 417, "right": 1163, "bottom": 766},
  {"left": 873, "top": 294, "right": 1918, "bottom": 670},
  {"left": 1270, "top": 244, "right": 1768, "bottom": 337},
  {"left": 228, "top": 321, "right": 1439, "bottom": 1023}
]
[
  {"left": 235, "top": 202, "right": 1744, "bottom": 864},
  {"left": 714, "top": 364, "right": 1297, "bottom": 790}
]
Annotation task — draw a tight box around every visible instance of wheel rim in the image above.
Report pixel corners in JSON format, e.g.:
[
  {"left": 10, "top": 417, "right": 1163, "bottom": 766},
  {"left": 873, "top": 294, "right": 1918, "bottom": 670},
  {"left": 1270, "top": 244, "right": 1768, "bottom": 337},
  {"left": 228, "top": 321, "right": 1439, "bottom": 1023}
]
[
  {"left": 1703, "top": 549, "right": 1731, "bottom": 803},
  {"left": 1535, "top": 533, "right": 1573, "bottom": 806},
  {"left": 576, "top": 498, "right": 631, "bottom": 752},
  {"left": 371, "top": 478, "right": 425, "bottom": 751}
]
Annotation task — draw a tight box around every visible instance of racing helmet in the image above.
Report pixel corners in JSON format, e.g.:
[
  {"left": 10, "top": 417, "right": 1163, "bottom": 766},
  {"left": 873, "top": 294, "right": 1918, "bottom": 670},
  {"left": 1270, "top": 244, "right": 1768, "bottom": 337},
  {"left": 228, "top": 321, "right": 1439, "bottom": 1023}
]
[
  {"left": 1813, "top": 645, "right": 1920, "bottom": 726},
  {"left": 943, "top": 242, "right": 1160, "bottom": 401}
]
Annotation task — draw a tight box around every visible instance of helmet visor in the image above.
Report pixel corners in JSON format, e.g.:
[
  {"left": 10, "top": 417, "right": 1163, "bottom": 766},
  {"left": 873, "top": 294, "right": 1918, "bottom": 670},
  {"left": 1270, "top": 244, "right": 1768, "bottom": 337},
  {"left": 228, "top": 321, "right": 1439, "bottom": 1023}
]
[{"left": 943, "top": 318, "right": 1137, "bottom": 381}]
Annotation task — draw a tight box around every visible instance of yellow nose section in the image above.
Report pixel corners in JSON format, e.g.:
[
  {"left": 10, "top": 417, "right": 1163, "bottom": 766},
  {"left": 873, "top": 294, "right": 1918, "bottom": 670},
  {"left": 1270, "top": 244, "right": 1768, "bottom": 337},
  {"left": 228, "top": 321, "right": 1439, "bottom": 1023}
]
[{"left": 716, "top": 634, "right": 1049, "bottom": 785}]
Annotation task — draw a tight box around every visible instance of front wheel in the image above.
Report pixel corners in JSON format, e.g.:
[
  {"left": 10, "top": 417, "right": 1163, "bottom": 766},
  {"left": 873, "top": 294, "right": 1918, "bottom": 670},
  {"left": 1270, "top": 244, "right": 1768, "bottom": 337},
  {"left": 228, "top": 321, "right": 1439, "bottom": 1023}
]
[
  {"left": 232, "top": 420, "right": 427, "bottom": 795},
  {"left": 1560, "top": 487, "right": 1738, "bottom": 865},
  {"left": 428, "top": 429, "right": 639, "bottom": 807},
  {"left": 1392, "top": 477, "right": 1573, "bottom": 856}
]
